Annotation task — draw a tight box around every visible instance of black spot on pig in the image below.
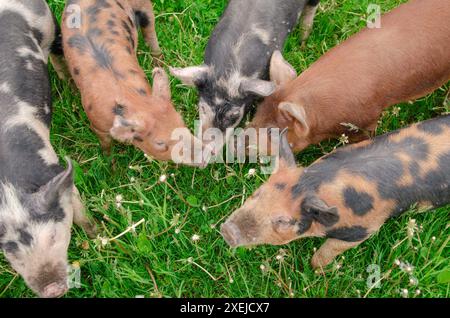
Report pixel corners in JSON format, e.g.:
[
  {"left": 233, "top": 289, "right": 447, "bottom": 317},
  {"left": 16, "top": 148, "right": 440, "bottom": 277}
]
[
  {"left": 307, "top": 0, "right": 320, "bottom": 6},
  {"left": 3, "top": 241, "right": 18, "bottom": 254},
  {"left": 326, "top": 226, "right": 368, "bottom": 242},
  {"left": 417, "top": 116, "right": 450, "bottom": 135},
  {"left": 127, "top": 36, "right": 136, "bottom": 49},
  {"left": 121, "top": 20, "right": 135, "bottom": 48},
  {"left": 18, "top": 229, "right": 33, "bottom": 246},
  {"left": 343, "top": 187, "right": 374, "bottom": 216},
  {"left": 31, "top": 28, "right": 44, "bottom": 46},
  {"left": 136, "top": 88, "right": 147, "bottom": 96},
  {"left": 0, "top": 224, "right": 6, "bottom": 239},
  {"left": 134, "top": 11, "right": 150, "bottom": 28},
  {"left": 115, "top": 0, "right": 125, "bottom": 11},
  {"left": 113, "top": 103, "right": 125, "bottom": 116},
  {"left": 275, "top": 183, "right": 286, "bottom": 191},
  {"left": 1, "top": 127, "right": 61, "bottom": 192},
  {"left": 67, "top": 35, "right": 88, "bottom": 53},
  {"left": 291, "top": 116, "right": 450, "bottom": 221},
  {"left": 29, "top": 197, "right": 65, "bottom": 223},
  {"left": 87, "top": 28, "right": 103, "bottom": 38},
  {"left": 87, "top": 0, "right": 111, "bottom": 18},
  {"left": 107, "top": 20, "right": 116, "bottom": 28},
  {"left": 68, "top": 34, "right": 118, "bottom": 72},
  {"left": 17, "top": 0, "right": 48, "bottom": 16},
  {"left": 417, "top": 122, "right": 443, "bottom": 135},
  {"left": 92, "top": 43, "right": 113, "bottom": 69},
  {"left": 389, "top": 150, "right": 450, "bottom": 217},
  {"left": 0, "top": 11, "right": 52, "bottom": 111}
]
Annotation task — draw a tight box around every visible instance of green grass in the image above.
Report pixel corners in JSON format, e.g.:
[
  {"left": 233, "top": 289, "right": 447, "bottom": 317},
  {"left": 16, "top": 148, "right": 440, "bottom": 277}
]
[{"left": 1, "top": 0, "right": 449, "bottom": 298}]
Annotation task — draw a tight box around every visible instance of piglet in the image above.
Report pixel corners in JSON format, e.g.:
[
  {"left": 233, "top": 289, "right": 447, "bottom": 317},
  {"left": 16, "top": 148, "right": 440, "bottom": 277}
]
[
  {"left": 170, "top": 0, "right": 320, "bottom": 150},
  {"left": 222, "top": 116, "right": 450, "bottom": 268},
  {"left": 247, "top": 0, "right": 450, "bottom": 153},
  {"left": 0, "top": 0, "right": 96, "bottom": 298},
  {"left": 62, "top": 0, "right": 204, "bottom": 166}
]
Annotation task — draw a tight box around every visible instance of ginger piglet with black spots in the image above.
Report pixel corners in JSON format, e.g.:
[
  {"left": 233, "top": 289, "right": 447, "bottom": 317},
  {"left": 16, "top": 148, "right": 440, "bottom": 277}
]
[{"left": 222, "top": 116, "right": 450, "bottom": 269}]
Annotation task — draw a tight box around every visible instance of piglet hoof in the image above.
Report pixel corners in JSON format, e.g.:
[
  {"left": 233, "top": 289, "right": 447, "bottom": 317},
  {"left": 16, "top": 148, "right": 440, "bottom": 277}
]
[
  {"left": 111, "top": 157, "right": 117, "bottom": 172},
  {"left": 86, "top": 224, "right": 98, "bottom": 239},
  {"left": 83, "top": 221, "right": 98, "bottom": 239},
  {"left": 311, "top": 252, "right": 331, "bottom": 271},
  {"left": 151, "top": 51, "right": 164, "bottom": 67}
]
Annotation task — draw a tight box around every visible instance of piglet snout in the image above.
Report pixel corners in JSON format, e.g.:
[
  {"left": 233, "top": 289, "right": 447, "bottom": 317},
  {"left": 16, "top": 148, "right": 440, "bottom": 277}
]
[
  {"left": 220, "top": 222, "right": 241, "bottom": 247},
  {"left": 41, "top": 282, "right": 68, "bottom": 298}
]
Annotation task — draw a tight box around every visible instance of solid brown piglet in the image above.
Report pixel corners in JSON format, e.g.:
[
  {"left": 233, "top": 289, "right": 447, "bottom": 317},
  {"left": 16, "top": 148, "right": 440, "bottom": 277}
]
[{"left": 246, "top": 0, "right": 450, "bottom": 153}]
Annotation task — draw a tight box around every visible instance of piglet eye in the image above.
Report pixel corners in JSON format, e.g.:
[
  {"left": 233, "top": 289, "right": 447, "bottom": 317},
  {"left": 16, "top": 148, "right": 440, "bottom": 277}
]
[{"left": 153, "top": 141, "right": 168, "bottom": 152}]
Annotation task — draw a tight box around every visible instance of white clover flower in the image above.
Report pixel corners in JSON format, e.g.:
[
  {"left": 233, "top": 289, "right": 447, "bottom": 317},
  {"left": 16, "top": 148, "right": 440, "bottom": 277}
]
[
  {"left": 248, "top": 168, "right": 256, "bottom": 177},
  {"left": 409, "top": 277, "right": 418, "bottom": 286},
  {"left": 159, "top": 174, "right": 167, "bottom": 183},
  {"left": 400, "top": 289, "right": 409, "bottom": 298},
  {"left": 339, "top": 134, "right": 349, "bottom": 145},
  {"left": 392, "top": 106, "right": 401, "bottom": 116},
  {"left": 415, "top": 289, "right": 421, "bottom": 296},
  {"left": 394, "top": 259, "right": 401, "bottom": 266},
  {"left": 260, "top": 264, "right": 266, "bottom": 271},
  {"left": 191, "top": 234, "right": 200, "bottom": 242},
  {"left": 175, "top": 228, "right": 181, "bottom": 234},
  {"left": 101, "top": 237, "right": 109, "bottom": 247},
  {"left": 115, "top": 194, "right": 123, "bottom": 208}
]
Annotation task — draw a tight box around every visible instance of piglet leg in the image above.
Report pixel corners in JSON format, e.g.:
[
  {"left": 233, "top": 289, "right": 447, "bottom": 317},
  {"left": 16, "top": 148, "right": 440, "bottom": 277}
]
[
  {"left": 132, "top": 0, "right": 163, "bottom": 64},
  {"left": 50, "top": 54, "right": 73, "bottom": 83},
  {"left": 72, "top": 187, "right": 97, "bottom": 238},
  {"left": 91, "top": 126, "right": 113, "bottom": 155},
  {"left": 300, "top": 0, "right": 320, "bottom": 47},
  {"left": 311, "top": 238, "right": 362, "bottom": 270}
]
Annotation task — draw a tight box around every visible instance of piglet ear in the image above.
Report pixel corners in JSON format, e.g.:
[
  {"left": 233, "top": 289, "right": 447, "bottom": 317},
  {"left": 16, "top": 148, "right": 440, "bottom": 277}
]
[
  {"left": 278, "top": 102, "right": 310, "bottom": 137},
  {"left": 272, "top": 127, "right": 296, "bottom": 170},
  {"left": 110, "top": 115, "right": 152, "bottom": 143},
  {"left": 152, "top": 68, "right": 171, "bottom": 100},
  {"left": 270, "top": 51, "right": 297, "bottom": 86},
  {"left": 39, "top": 157, "right": 74, "bottom": 205},
  {"left": 303, "top": 195, "right": 339, "bottom": 227},
  {"left": 169, "top": 65, "right": 209, "bottom": 87},
  {"left": 239, "top": 79, "right": 276, "bottom": 97}
]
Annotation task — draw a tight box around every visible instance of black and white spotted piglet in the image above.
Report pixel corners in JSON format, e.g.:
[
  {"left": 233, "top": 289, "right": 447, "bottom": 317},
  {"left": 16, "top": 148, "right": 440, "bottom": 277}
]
[
  {"left": 0, "top": 0, "right": 96, "bottom": 298},
  {"left": 170, "top": 0, "right": 320, "bottom": 149}
]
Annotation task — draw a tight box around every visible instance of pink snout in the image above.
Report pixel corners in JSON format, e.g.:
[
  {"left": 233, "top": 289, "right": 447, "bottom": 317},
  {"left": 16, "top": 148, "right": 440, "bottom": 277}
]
[{"left": 41, "top": 282, "right": 68, "bottom": 298}]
